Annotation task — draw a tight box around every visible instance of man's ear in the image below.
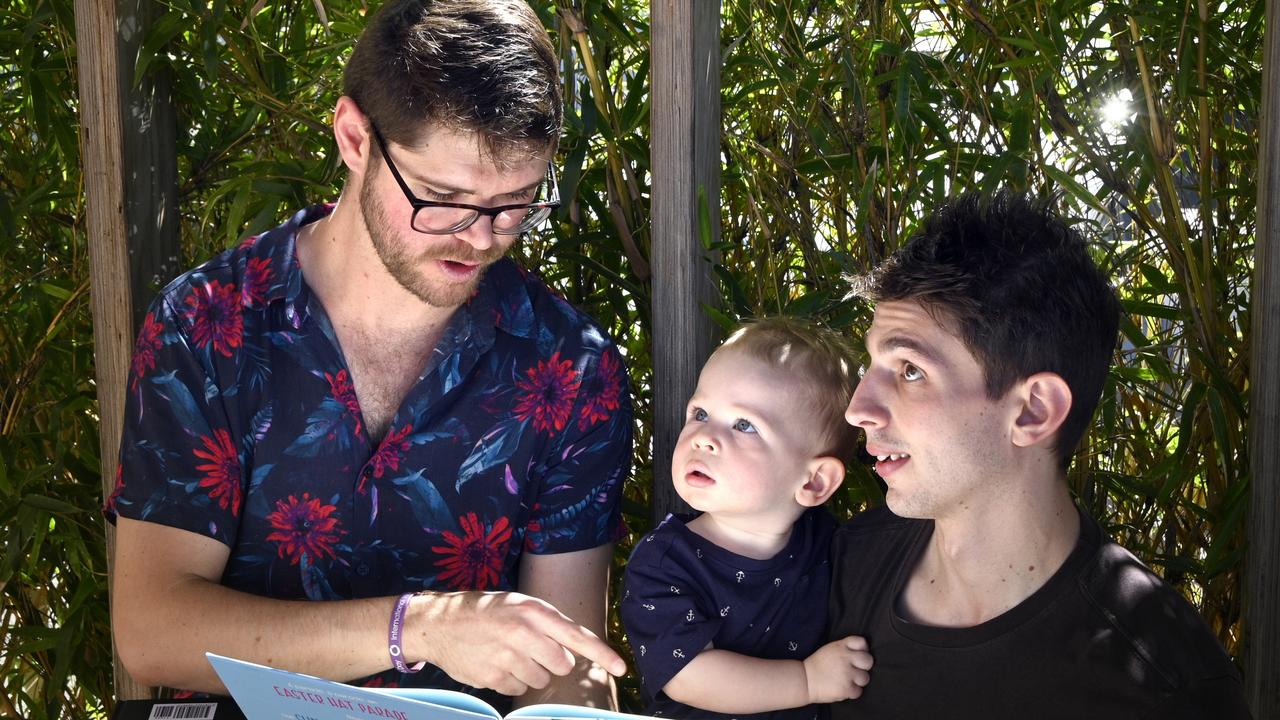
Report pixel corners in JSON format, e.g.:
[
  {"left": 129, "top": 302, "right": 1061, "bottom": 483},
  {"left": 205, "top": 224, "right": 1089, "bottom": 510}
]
[
  {"left": 796, "top": 457, "right": 846, "bottom": 507},
  {"left": 1010, "top": 372, "right": 1072, "bottom": 449},
  {"left": 333, "top": 95, "right": 374, "bottom": 177}
]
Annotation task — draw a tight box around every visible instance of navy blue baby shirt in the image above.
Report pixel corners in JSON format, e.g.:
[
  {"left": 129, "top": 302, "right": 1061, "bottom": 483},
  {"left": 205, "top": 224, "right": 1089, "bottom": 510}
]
[{"left": 620, "top": 507, "right": 836, "bottom": 720}]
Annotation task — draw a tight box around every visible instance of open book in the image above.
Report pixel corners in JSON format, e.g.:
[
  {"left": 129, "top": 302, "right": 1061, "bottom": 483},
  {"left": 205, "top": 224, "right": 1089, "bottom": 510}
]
[{"left": 207, "top": 653, "right": 652, "bottom": 720}]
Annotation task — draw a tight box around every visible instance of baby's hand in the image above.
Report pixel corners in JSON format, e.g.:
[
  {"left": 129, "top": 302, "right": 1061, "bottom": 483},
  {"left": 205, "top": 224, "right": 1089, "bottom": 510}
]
[{"left": 802, "top": 635, "right": 874, "bottom": 703}]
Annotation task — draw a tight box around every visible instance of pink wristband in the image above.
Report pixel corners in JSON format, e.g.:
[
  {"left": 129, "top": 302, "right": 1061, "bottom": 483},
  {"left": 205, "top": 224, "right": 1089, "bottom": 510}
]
[{"left": 388, "top": 592, "right": 426, "bottom": 674}]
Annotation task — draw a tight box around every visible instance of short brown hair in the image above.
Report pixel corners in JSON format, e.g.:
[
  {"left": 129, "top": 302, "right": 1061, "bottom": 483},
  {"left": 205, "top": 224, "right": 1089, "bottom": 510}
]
[
  {"left": 343, "top": 0, "right": 562, "bottom": 158},
  {"left": 718, "top": 317, "right": 860, "bottom": 465}
]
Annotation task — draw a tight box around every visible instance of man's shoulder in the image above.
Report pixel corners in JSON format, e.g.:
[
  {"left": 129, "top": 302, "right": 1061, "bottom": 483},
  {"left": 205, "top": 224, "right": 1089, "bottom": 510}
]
[
  {"left": 1075, "top": 527, "right": 1241, "bottom": 689},
  {"left": 491, "top": 259, "right": 619, "bottom": 353},
  {"left": 152, "top": 206, "right": 315, "bottom": 316}
]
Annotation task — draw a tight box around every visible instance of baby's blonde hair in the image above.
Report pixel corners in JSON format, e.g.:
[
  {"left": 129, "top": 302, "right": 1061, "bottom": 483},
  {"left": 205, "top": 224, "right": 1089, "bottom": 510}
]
[{"left": 718, "top": 317, "right": 860, "bottom": 464}]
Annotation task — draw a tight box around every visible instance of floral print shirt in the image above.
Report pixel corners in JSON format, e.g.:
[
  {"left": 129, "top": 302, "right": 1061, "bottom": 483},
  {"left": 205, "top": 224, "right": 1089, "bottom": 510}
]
[{"left": 105, "top": 204, "right": 632, "bottom": 697}]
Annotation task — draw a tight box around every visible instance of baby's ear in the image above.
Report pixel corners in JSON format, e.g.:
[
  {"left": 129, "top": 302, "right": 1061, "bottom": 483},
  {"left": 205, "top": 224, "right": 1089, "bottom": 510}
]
[{"left": 796, "top": 456, "right": 846, "bottom": 507}]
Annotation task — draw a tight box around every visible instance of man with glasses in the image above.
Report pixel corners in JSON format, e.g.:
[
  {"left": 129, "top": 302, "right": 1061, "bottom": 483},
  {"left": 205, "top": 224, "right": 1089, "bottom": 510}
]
[{"left": 106, "top": 0, "right": 631, "bottom": 710}]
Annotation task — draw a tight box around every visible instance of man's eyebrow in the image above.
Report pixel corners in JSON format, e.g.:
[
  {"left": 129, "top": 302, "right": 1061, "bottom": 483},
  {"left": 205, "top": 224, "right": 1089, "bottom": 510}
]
[
  {"left": 873, "top": 334, "right": 944, "bottom": 365},
  {"left": 412, "top": 174, "right": 543, "bottom": 198}
]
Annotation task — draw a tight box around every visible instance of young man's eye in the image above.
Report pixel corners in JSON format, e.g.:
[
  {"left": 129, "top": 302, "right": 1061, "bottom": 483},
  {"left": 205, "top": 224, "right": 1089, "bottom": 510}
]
[
  {"left": 902, "top": 363, "right": 924, "bottom": 382},
  {"left": 425, "top": 188, "right": 454, "bottom": 202},
  {"left": 732, "top": 418, "right": 757, "bottom": 433},
  {"left": 691, "top": 407, "right": 708, "bottom": 422}
]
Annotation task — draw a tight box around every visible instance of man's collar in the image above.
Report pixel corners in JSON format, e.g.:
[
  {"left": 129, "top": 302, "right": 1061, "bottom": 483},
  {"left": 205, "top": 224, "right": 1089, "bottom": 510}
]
[
  {"left": 241, "top": 203, "right": 332, "bottom": 311},
  {"left": 469, "top": 257, "right": 535, "bottom": 339}
]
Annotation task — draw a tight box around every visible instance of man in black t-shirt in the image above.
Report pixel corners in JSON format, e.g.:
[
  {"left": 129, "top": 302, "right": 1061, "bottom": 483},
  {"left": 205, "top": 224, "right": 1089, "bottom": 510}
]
[{"left": 828, "top": 191, "right": 1250, "bottom": 718}]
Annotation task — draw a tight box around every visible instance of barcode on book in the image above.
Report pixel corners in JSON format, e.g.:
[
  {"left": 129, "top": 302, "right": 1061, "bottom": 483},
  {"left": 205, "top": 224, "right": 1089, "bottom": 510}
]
[{"left": 147, "top": 703, "right": 218, "bottom": 720}]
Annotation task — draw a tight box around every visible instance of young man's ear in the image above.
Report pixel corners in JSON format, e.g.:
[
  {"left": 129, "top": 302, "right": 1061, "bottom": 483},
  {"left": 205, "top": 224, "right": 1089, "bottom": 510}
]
[
  {"left": 333, "top": 95, "right": 374, "bottom": 178},
  {"left": 1010, "top": 372, "right": 1072, "bottom": 449},
  {"left": 796, "top": 457, "right": 846, "bottom": 507}
]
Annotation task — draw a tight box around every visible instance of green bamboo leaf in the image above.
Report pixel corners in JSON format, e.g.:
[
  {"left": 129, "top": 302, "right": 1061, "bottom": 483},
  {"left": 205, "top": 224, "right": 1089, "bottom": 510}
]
[
  {"left": 1120, "top": 298, "right": 1183, "bottom": 322},
  {"left": 133, "top": 10, "right": 189, "bottom": 87},
  {"left": 37, "top": 282, "right": 71, "bottom": 300},
  {"left": 1204, "top": 387, "right": 1235, "bottom": 483},
  {"left": 21, "top": 493, "right": 82, "bottom": 515},
  {"left": 1042, "top": 164, "right": 1112, "bottom": 218},
  {"left": 1204, "top": 482, "right": 1249, "bottom": 577},
  {"left": 701, "top": 304, "right": 739, "bottom": 335}
]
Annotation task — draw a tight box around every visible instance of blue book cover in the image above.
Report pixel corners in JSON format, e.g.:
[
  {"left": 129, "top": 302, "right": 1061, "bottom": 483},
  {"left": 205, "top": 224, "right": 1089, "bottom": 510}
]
[{"left": 206, "top": 653, "right": 651, "bottom": 720}]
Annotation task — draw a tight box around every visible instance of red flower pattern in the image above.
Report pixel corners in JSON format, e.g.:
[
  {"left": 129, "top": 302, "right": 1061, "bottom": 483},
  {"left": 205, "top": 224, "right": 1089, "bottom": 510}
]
[
  {"left": 193, "top": 429, "right": 242, "bottom": 515},
  {"left": 431, "top": 513, "right": 512, "bottom": 590},
  {"left": 130, "top": 312, "right": 165, "bottom": 391},
  {"left": 241, "top": 256, "right": 274, "bottom": 307},
  {"left": 326, "top": 369, "right": 363, "bottom": 437},
  {"left": 184, "top": 280, "right": 243, "bottom": 357},
  {"left": 369, "top": 425, "right": 412, "bottom": 480},
  {"left": 512, "top": 352, "right": 581, "bottom": 435},
  {"left": 105, "top": 464, "right": 125, "bottom": 516},
  {"left": 577, "top": 350, "right": 624, "bottom": 430},
  {"left": 265, "top": 492, "right": 344, "bottom": 565}
]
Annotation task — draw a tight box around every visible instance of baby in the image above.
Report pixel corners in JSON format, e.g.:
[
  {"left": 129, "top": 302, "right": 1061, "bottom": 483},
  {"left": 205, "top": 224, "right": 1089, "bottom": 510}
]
[{"left": 621, "top": 317, "right": 872, "bottom": 720}]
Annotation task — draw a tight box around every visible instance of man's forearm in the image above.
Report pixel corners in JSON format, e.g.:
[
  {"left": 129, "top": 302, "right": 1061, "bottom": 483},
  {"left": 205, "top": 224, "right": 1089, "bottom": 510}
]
[
  {"left": 115, "top": 572, "right": 396, "bottom": 692},
  {"left": 113, "top": 522, "right": 625, "bottom": 697}
]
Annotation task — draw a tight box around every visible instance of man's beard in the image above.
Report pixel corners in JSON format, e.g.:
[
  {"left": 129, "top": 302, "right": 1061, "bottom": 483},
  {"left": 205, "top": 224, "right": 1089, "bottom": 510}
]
[{"left": 358, "top": 169, "right": 506, "bottom": 308}]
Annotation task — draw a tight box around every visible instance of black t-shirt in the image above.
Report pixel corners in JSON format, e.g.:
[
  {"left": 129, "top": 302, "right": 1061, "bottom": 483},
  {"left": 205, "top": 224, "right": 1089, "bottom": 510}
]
[{"left": 828, "top": 506, "right": 1250, "bottom": 719}]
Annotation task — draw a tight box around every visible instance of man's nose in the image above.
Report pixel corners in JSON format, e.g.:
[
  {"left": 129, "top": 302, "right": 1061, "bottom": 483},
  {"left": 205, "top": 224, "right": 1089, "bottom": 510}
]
[
  {"left": 845, "top": 376, "right": 888, "bottom": 429},
  {"left": 456, "top": 213, "right": 498, "bottom": 252}
]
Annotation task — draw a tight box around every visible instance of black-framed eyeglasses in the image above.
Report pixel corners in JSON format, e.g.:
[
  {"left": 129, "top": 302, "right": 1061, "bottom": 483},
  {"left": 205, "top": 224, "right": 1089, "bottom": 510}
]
[{"left": 370, "top": 123, "right": 560, "bottom": 236}]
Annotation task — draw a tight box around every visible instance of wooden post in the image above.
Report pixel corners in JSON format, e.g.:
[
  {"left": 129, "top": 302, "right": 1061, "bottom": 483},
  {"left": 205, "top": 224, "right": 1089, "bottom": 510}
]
[
  {"left": 1246, "top": 0, "right": 1280, "bottom": 713},
  {"left": 119, "top": 0, "right": 181, "bottom": 327},
  {"left": 73, "top": 0, "right": 150, "bottom": 702},
  {"left": 650, "top": 0, "right": 722, "bottom": 526}
]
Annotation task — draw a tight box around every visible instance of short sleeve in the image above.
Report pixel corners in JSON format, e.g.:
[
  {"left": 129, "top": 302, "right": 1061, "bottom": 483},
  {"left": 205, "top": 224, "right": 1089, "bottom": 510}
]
[
  {"left": 621, "top": 532, "right": 722, "bottom": 699},
  {"left": 523, "top": 344, "right": 632, "bottom": 554},
  {"left": 105, "top": 292, "right": 243, "bottom": 547},
  {"left": 1141, "top": 675, "right": 1252, "bottom": 720}
]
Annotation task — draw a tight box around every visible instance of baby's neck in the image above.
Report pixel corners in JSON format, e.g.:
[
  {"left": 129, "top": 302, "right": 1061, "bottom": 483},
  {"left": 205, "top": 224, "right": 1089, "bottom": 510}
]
[{"left": 686, "top": 512, "right": 796, "bottom": 560}]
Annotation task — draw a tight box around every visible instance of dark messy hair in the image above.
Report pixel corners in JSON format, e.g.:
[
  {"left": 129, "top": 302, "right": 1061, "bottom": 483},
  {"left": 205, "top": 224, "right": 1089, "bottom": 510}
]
[
  {"left": 343, "top": 0, "right": 562, "bottom": 158},
  {"left": 854, "top": 190, "right": 1120, "bottom": 468},
  {"left": 720, "top": 317, "right": 861, "bottom": 466}
]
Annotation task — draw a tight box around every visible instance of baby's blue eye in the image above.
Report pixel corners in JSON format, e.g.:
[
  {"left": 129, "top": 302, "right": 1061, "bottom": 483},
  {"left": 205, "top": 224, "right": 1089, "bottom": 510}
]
[
  {"left": 692, "top": 407, "right": 708, "bottom": 422},
  {"left": 902, "top": 363, "right": 924, "bottom": 382},
  {"left": 733, "top": 418, "right": 757, "bottom": 433}
]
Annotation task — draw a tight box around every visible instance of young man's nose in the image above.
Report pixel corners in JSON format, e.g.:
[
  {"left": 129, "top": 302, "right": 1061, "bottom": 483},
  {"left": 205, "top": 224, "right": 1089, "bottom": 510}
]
[
  {"left": 845, "top": 378, "right": 887, "bottom": 429},
  {"left": 455, "top": 213, "right": 498, "bottom": 252}
]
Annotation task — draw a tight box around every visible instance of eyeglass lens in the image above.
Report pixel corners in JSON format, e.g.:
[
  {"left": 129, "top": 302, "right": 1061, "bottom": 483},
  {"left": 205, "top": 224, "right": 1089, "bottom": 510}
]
[{"left": 410, "top": 204, "right": 553, "bottom": 235}]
